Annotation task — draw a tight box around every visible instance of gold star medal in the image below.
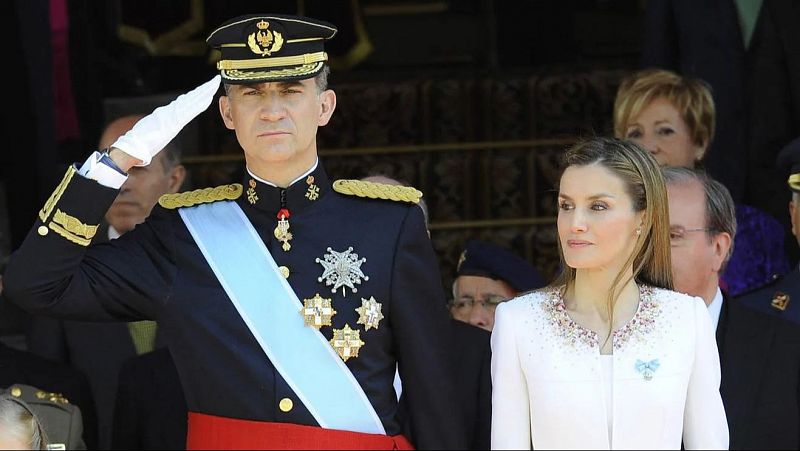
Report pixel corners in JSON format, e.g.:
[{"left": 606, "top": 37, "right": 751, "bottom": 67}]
[
  {"left": 356, "top": 297, "right": 384, "bottom": 331},
  {"left": 315, "top": 247, "right": 369, "bottom": 296},
  {"left": 274, "top": 208, "right": 292, "bottom": 252},
  {"left": 301, "top": 294, "right": 336, "bottom": 329},
  {"left": 330, "top": 324, "right": 365, "bottom": 361}
]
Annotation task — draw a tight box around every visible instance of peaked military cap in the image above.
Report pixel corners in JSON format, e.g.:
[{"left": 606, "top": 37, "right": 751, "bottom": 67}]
[
  {"left": 777, "top": 136, "right": 800, "bottom": 192},
  {"left": 207, "top": 14, "right": 337, "bottom": 84},
  {"left": 1, "top": 384, "right": 86, "bottom": 449},
  {"left": 456, "top": 239, "right": 546, "bottom": 293}
]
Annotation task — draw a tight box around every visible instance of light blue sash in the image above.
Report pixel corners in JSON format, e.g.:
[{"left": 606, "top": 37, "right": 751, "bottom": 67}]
[{"left": 179, "top": 201, "right": 385, "bottom": 434}]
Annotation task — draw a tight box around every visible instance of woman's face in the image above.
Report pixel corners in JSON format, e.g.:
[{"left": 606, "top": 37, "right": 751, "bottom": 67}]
[
  {"left": 558, "top": 163, "right": 644, "bottom": 272},
  {"left": 623, "top": 97, "right": 706, "bottom": 168}
]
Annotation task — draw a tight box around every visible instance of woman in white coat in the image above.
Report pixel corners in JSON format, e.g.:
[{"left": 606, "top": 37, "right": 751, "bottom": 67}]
[{"left": 491, "top": 137, "right": 728, "bottom": 450}]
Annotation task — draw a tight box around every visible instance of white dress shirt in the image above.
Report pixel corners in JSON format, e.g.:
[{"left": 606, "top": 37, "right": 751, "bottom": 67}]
[
  {"left": 490, "top": 285, "right": 729, "bottom": 450},
  {"left": 707, "top": 287, "right": 723, "bottom": 330}
]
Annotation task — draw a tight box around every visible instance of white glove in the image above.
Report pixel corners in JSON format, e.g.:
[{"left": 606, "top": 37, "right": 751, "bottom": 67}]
[{"left": 111, "top": 75, "right": 221, "bottom": 166}]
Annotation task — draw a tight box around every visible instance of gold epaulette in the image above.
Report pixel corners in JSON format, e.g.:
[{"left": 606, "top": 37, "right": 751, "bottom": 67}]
[
  {"left": 158, "top": 184, "right": 243, "bottom": 210},
  {"left": 332, "top": 180, "right": 422, "bottom": 204}
]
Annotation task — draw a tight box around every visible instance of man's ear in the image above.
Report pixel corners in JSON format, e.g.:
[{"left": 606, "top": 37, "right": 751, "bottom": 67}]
[
  {"left": 712, "top": 232, "right": 732, "bottom": 272},
  {"left": 219, "top": 95, "right": 235, "bottom": 130},
  {"left": 167, "top": 164, "right": 187, "bottom": 194},
  {"left": 317, "top": 89, "right": 336, "bottom": 127}
]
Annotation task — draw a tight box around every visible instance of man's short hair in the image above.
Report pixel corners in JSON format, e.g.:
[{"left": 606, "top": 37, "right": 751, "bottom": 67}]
[
  {"left": 158, "top": 141, "right": 182, "bottom": 172},
  {"left": 662, "top": 167, "right": 737, "bottom": 266}
]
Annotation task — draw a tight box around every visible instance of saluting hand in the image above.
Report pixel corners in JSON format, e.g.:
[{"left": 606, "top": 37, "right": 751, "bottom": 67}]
[{"left": 110, "top": 75, "right": 221, "bottom": 170}]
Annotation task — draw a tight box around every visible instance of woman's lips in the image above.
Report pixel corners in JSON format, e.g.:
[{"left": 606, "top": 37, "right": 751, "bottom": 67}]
[{"left": 567, "top": 240, "right": 593, "bottom": 248}]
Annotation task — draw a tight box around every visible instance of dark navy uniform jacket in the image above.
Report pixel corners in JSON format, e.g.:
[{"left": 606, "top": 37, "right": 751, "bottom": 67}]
[
  {"left": 4, "top": 162, "right": 466, "bottom": 449},
  {"left": 739, "top": 267, "right": 800, "bottom": 326}
]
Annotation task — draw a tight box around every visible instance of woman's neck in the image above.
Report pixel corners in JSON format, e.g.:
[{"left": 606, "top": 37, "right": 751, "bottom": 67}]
[{"left": 568, "top": 266, "right": 639, "bottom": 325}]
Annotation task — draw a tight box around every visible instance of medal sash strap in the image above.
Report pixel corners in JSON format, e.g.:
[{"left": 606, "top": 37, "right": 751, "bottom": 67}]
[{"left": 179, "top": 201, "right": 385, "bottom": 435}]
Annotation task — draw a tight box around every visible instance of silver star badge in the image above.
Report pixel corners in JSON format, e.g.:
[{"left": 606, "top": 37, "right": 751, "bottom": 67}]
[
  {"left": 316, "top": 247, "right": 369, "bottom": 296},
  {"left": 356, "top": 297, "right": 384, "bottom": 331}
]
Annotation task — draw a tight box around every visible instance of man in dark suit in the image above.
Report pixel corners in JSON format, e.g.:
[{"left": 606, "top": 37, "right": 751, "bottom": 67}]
[
  {"left": 642, "top": 0, "right": 750, "bottom": 202},
  {"left": 745, "top": 0, "right": 800, "bottom": 250},
  {"left": 112, "top": 348, "right": 187, "bottom": 450},
  {"left": 27, "top": 114, "right": 186, "bottom": 448},
  {"left": 664, "top": 166, "right": 800, "bottom": 449}
]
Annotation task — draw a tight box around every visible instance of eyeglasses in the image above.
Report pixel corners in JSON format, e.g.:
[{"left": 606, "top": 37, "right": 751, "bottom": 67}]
[
  {"left": 669, "top": 227, "right": 713, "bottom": 245},
  {"left": 450, "top": 296, "right": 510, "bottom": 313}
]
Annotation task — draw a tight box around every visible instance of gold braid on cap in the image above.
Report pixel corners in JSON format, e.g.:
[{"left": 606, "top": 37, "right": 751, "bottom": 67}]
[
  {"left": 332, "top": 180, "right": 422, "bottom": 204},
  {"left": 789, "top": 174, "right": 800, "bottom": 192},
  {"left": 158, "top": 184, "right": 243, "bottom": 210}
]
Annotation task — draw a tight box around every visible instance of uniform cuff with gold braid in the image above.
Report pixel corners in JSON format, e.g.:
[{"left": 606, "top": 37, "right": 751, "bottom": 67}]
[
  {"left": 78, "top": 150, "right": 128, "bottom": 189},
  {"left": 36, "top": 164, "right": 117, "bottom": 247}
]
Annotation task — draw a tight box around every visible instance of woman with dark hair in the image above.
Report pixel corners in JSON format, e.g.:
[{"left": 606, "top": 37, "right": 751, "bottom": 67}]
[{"left": 491, "top": 138, "right": 728, "bottom": 449}]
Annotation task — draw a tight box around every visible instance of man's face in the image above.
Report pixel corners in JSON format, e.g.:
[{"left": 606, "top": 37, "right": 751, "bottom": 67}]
[
  {"left": 667, "top": 180, "right": 727, "bottom": 303},
  {"left": 790, "top": 194, "right": 800, "bottom": 247},
  {"left": 105, "top": 154, "right": 184, "bottom": 234},
  {"left": 218, "top": 79, "right": 335, "bottom": 167},
  {"left": 450, "top": 275, "right": 516, "bottom": 331}
]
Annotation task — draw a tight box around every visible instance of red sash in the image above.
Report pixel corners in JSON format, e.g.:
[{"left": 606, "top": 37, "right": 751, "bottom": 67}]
[{"left": 186, "top": 412, "right": 414, "bottom": 450}]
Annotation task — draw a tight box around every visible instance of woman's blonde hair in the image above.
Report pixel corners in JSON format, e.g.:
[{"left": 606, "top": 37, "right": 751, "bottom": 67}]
[
  {"left": 553, "top": 138, "right": 673, "bottom": 339},
  {"left": 0, "top": 395, "right": 49, "bottom": 450},
  {"left": 613, "top": 69, "right": 716, "bottom": 157}
]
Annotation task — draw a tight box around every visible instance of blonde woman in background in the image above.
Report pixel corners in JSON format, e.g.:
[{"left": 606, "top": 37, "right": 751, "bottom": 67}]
[
  {"left": 490, "top": 137, "right": 728, "bottom": 449},
  {"left": 614, "top": 68, "right": 789, "bottom": 297},
  {"left": 0, "top": 394, "right": 48, "bottom": 450}
]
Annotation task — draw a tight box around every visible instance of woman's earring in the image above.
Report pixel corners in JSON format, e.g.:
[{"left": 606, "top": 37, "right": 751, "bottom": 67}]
[{"left": 636, "top": 227, "right": 642, "bottom": 236}]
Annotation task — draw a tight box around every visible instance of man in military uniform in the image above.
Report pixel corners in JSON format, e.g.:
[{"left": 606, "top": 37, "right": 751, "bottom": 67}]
[
  {"left": 450, "top": 239, "right": 545, "bottom": 331},
  {"left": 1, "top": 384, "right": 86, "bottom": 450},
  {"left": 4, "top": 14, "right": 465, "bottom": 449},
  {"left": 739, "top": 136, "right": 800, "bottom": 325}
]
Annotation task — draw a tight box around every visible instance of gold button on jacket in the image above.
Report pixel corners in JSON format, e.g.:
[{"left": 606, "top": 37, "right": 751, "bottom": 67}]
[{"left": 279, "top": 397, "right": 293, "bottom": 412}]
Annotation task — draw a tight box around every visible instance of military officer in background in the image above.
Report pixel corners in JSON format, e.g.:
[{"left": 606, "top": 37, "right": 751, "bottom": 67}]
[
  {"left": 4, "top": 13, "right": 465, "bottom": 450},
  {"left": 1, "top": 384, "right": 85, "bottom": 449},
  {"left": 450, "top": 239, "right": 546, "bottom": 331},
  {"left": 739, "top": 135, "right": 800, "bottom": 325}
]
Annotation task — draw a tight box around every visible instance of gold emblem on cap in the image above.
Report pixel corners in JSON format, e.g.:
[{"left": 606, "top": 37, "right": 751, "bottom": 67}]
[
  {"left": 356, "top": 297, "right": 384, "bottom": 331},
  {"left": 457, "top": 250, "right": 467, "bottom": 272},
  {"left": 248, "top": 20, "right": 284, "bottom": 57},
  {"left": 330, "top": 324, "right": 365, "bottom": 362},
  {"left": 771, "top": 291, "right": 790, "bottom": 311},
  {"left": 302, "top": 293, "right": 337, "bottom": 329}
]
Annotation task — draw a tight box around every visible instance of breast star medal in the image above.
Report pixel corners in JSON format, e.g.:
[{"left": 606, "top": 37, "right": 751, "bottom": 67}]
[
  {"left": 316, "top": 247, "right": 369, "bottom": 296},
  {"left": 356, "top": 296, "right": 384, "bottom": 331},
  {"left": 330, "top": 324, "right": 365, "bottom": 361},
  {"left": 301, "top": 294, "right": 336, "bottom": 329},
  {"left": 274, "top": 208, "right": 292, "bottom": 252}
]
